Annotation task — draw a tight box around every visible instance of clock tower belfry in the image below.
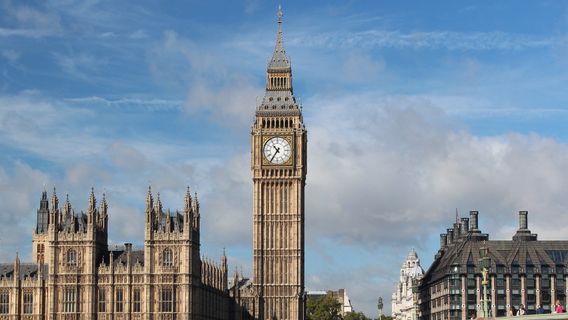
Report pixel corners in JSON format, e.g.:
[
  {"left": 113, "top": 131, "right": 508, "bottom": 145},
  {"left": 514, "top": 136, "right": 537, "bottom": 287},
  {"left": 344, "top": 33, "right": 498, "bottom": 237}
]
[{"left": 250, "top": 6, "right": 307, "bottom": 320}]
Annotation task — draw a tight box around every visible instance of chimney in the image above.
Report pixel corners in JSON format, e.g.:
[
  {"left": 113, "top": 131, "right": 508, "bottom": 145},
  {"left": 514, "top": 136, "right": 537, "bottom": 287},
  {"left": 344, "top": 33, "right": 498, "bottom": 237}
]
[
  {"left": 513, "top": 211, "right": 537, "bottom": 241},
  {"left": 447, "top": 228, "right": 454, "bottom": 245},
  {"left": 518, "top": 211, "right": 528, "bottom": 230},
  {"left": 453, "top": 223, "right": 461, "bottom": 240},
  {"left": 440, "top": 233, "right": 448, "bottom": 248},
  {"left": 469, "top": 211, "right": 479, "bottom": 232},
  {"left": 125, "top": 243, "right": 132, "bottom": 267},
  {"left": 460, "top": 217, "right": 470, "bottom": 235}
]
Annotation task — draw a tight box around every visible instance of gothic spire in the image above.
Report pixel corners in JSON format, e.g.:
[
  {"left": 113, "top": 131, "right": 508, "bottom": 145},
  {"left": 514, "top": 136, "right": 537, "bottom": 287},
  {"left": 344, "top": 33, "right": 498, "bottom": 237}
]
[
  {"left": 184, "top": 186, "right": 192, "bottom": 211},
  {"left": 145, "top": 186, "right": 153, "bottom": 212},
  {"left": 51, "top": 187, "right": 59, "bottom": 213},
  {"left": 63, "top": 194, "right": 72, "bottom": 218},
  {"left": 268, "top": 5, "right": 291, "bottom": 71},
  {"left": 88, "top": 187, "right": 96, "bottom": 214}
]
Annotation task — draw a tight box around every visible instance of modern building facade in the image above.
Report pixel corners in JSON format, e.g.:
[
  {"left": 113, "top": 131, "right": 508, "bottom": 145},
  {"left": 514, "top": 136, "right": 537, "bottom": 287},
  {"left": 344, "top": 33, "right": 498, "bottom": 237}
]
[
  {"left": 243, "top": 5, "right": 307, "bottom": 320},
  {"left": 392, "top": 249, "right": 424, "bottom": 320},
  {"left": 418, "top": 211, "right": 568, "bottom": 320}
]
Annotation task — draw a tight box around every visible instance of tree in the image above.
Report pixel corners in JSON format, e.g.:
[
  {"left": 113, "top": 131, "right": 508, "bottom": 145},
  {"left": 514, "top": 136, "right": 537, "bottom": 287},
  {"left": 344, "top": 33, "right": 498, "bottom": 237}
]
[
  {"left": 344, "top": 311, "right": 371, "bottom": 320},
  {"left": 306, "top": 295, "right": 343, "bottom": 320}
]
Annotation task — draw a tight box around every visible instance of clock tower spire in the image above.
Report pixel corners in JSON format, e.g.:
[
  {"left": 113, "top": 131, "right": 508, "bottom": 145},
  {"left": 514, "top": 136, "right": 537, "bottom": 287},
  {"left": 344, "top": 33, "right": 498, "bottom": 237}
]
[{"left": 250, "top": 5, "right": 307, "bottom": 320}]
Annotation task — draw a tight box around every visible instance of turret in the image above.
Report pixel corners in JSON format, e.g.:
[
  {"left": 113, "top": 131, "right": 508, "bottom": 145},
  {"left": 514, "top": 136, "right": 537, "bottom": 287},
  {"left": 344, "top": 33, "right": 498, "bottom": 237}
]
[
  {"left": 155, "top": 192, "right": 163, "bottom": 226},
  {"left": 145, "top": 186, "right": 154, "bottom": 223},
  {"left": 192, "top": 192, "right": 200, "bottom": 230},
  {"left": 99, "top": 193, "right": 108, "bottom": 230},
  {"left": 50, "top": 187, "right": 59, "bottom": 227},
  {"left": 36, "top": 189, "right": 49, "bottom": 234},
  {"left": 221, "top": 249, "right": 228, "bottom": 289},
  {"left": 88, "top": 187, "right": 96, "bottom": 224},
  {"left": 184, "top": 186, "right": 192, "bottom": 226},
  {"left": 14, "top": 253, "right": 20, "bottom": 279}
]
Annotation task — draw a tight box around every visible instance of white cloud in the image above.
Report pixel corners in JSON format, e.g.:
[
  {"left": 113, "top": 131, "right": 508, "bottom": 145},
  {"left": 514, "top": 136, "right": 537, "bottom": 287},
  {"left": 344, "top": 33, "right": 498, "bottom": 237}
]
[
  {"left": 52, "top": 52, "right": 106, "bottom": 80},
  {"left": 1, "top": 49, "right": 20, "bottom": 63},
  {"left": 341, "top": 52, "right": 385, "bottom": 83},
  {"left": 0, "top": 161, "right": 50, "bottom": 261},
  {"left": 149, "top": 30, "right": 263, "bottom": 126},
  {"left": 289, "top": 30, "right": 560, "bottom": 51},
  {"left": 0, "top": 2, "right": 62, "bottom": 38},
  {"left": 129, "top": 29, "right": 147, "bottom": 39}
]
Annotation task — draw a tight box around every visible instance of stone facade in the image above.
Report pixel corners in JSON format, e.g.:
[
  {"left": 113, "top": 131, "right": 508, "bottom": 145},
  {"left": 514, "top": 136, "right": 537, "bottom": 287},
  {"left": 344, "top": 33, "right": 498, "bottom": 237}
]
[
  {"left": 392, "top": 250, "right": 424, "bottom": 320},
  {"left": 242, "top": 5, "right": 307, "bottom": 320},
  {"left": 418, "top": 211, "right": 568, "bottom": 320},
  {"left": 0, "top": 187, "right": 244, "bottom": 320},
  {"left": 0, "top": 6, "right": 304, "bottom": 320}
]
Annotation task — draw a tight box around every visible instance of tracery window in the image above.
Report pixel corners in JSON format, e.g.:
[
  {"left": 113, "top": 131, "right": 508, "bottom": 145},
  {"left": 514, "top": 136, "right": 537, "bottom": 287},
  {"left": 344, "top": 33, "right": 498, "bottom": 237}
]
[
  {"left": 98, "top": 289, "right": 106, "bottom": 312},
  {"left": 160, "top": 287, "right": 174, "bottom": 312},
  {"left": 133, "top": 288, "right": 141, "bottom": 313},
  {"left": 163, "top": 248, "right": 173, "bottom": 267},
  {"left": 67, "top": 249, "right": 77, "bottom": 266},
  {"left": 0, "top": 292, "right": 8, "bottom": 314},
  {"left": 63, "top": 288, "right": 76, "bottom": 313},
  {"left": 23, "top": 292, "right": 33, "bottom": 314},
  {"left": 115, "top": 288, "right": 124, "bottom": 312}
]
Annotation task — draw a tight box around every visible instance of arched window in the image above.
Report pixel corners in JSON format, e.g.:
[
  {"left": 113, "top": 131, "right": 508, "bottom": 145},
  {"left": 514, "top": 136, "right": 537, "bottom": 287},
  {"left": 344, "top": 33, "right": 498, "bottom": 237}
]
[
  {"left": 67, "top": 249, "right": 77, "bottom": 266},
  {"left": 163, "top": 248, "right": 173, "bottom": 267}
]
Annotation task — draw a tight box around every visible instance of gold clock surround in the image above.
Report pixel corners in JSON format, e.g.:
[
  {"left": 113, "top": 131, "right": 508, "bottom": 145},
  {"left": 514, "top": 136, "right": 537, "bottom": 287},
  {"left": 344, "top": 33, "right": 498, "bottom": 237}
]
[{"left": 262, "top": 135, "right": 293, "bottom": 166}]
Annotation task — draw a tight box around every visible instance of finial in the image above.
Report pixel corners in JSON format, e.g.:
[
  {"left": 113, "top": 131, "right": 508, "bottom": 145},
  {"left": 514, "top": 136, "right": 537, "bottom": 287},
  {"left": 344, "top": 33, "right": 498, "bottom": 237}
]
[{"left": 277, "top": 4, "right": 283, "bottom": 22}]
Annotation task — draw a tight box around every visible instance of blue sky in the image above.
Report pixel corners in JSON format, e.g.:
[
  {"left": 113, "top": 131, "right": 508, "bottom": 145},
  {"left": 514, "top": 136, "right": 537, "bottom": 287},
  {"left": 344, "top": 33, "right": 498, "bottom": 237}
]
[{"left": 3, "top": 0, "right": 568, "bottom": 316}]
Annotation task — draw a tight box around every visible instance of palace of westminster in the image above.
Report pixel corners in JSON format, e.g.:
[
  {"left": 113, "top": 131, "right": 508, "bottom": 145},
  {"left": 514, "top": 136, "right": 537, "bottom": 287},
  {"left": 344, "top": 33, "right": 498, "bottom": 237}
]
[
  {"left": 0, "top": 7, "right": 306, "bottom": 320},
  {"left": 3, "top": 6, "right": 568, "bottom": 320}
]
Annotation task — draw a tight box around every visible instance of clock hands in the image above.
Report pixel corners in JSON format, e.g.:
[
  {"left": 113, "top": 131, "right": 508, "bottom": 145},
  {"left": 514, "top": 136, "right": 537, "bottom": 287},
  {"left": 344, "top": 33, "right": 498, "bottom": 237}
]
[{"left": 270, "top": 146, "right": 281, "bottom": 162}]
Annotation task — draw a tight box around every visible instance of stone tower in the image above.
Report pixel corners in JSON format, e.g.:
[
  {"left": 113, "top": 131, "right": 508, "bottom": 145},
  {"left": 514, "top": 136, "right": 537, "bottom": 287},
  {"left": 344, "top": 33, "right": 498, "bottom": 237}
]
[
  {"left": 250, "top": 6, "right": 307, "bottom": 320},
  {"left": 31, "top": 188, "right": 109, "bottom": 320}
]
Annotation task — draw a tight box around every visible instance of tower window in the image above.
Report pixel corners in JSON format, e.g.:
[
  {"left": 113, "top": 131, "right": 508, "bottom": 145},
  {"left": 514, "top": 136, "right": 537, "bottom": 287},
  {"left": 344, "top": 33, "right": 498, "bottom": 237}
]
[
  {"left": 67, "top": 249, "right": 77, "bottom": 266},
  {"left": 160, "top": 287, "right": 174, "bottom": 312},
  {"left": 98, "top": 289, "right": 106, "bottom": 313},
  {"left": 115, "top": 288, "right": 124, "bottom": 312},
  {"left": 0, "top": 292, "right": 8, "bottom": 314},
  {"left": 133, "top": 288, "right": 141, "bottom": 312},
  {"left": 23, "top": 292, "right": 33, "bottom": 314},
  {"left": 163, "top": 248, "right": 173, "bottom": 267},
  {"left": 63, "top": 288, "right": 77, "bottom": 313}
]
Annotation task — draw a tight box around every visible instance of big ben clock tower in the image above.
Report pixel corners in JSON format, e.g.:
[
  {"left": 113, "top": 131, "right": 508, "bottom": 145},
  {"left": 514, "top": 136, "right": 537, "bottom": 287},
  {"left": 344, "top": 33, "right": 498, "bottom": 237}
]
[{"left": 251, "top": 6, "right": 307, "bottom": 320}]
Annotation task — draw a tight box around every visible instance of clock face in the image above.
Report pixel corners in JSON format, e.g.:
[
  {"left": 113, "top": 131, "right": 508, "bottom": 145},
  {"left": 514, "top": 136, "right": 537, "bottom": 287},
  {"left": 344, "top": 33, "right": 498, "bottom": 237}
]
[{"left": 263, "top": 137, "right": 292, "bottom": 164}]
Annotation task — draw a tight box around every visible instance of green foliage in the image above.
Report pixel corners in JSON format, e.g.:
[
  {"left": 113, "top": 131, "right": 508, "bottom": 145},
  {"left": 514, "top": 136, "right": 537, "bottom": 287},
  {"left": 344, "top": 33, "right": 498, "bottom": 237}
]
[
  {"left": 306, "top": 295, "right": 343, "bottom": 320},
  {"left": 344, "top": 311, "right": 371, "bottom": 320}
]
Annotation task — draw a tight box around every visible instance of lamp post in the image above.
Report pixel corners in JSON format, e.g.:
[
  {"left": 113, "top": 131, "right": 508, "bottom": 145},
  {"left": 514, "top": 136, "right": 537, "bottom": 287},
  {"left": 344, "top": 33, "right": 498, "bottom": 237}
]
[
  {"left": 378, "top": 297, "right": 383, "bottom": 320},
  {"left": 479, "top": 245, "right": 491, "bottom": 318}
]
